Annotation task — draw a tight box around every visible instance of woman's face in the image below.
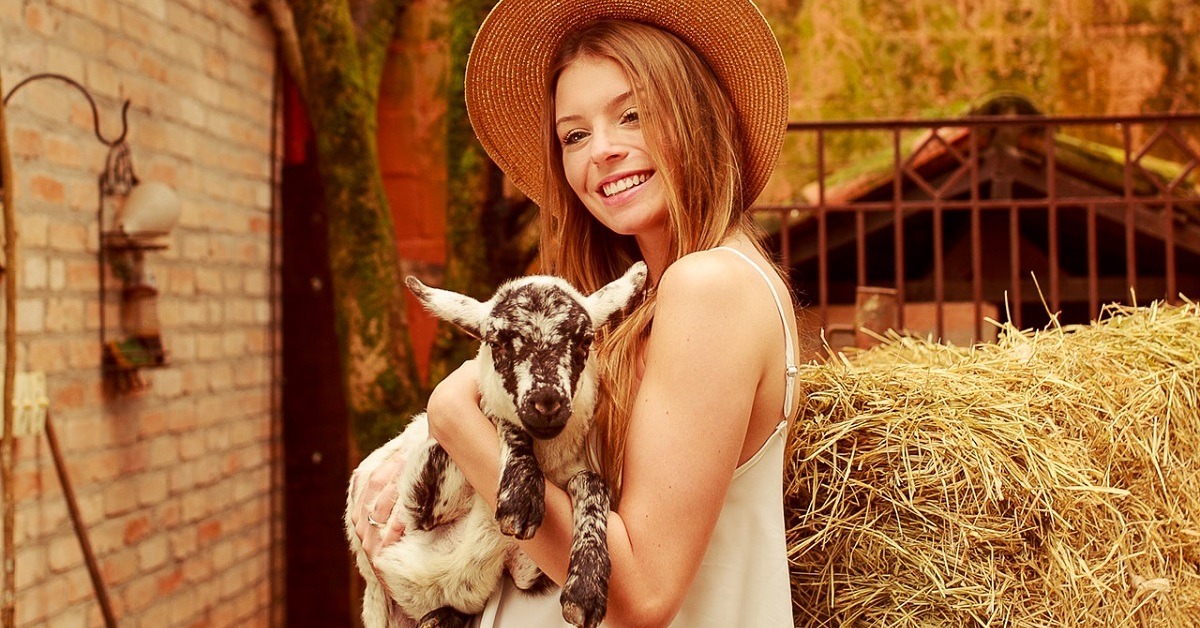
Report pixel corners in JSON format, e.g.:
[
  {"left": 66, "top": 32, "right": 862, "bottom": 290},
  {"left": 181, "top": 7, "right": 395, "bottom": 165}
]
[{"left": 555, "top": 55, "right": 669, "bottom": 242}]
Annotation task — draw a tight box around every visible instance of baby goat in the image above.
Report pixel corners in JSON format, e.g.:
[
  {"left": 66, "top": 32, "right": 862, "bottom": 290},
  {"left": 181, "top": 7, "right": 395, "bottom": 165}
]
[{"left": 346, "top": 263, "right": 647, "bottom": 628}]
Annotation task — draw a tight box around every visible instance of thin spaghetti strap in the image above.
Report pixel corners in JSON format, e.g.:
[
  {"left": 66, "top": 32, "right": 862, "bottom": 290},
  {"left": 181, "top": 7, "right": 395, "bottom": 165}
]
[{"left": 712, "top": 247, "right": 798, "bottom": 418}]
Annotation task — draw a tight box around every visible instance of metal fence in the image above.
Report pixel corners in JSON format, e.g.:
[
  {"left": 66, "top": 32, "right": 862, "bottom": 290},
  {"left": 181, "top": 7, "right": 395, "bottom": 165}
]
[{"left": 755, "top": 112, "right": 1200, "bottom": 346}]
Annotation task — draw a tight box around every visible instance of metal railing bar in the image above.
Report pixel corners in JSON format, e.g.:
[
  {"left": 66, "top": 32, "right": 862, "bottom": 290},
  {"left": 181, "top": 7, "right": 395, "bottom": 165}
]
[
  {"left": 855, "top": 208, "right": 866, "bottom": 287},
  {"left": 755, "top": 195, "right": 1200, "bottom": 214},
  {"left": 787, "top": 112, "right": 1200, "bottom": 132},
  {"left": 1123, "top": 124, "right": 1139, "bottom": 295},
  {"left": 970, "top": 129, "right": 983, "bottom": 342},
  {"left": 1009, "top": 204, "right": 1022, "bottom": 329},
  {"left": 1087, "top": 202, "right": 1099, "bottom": 319},
  {"left": 893, "top": 129, "right": 906, "bottom": 328},
  {"left": 1132, "top": 123, "right": 1169, "bottom": 165},
  {"left": 817, "top": 129, "right": 829, "bottom": 326},
  {"left": 934, "top": 197, "right": 945, "bottom": 339},
  {"left": 1047, "top": 124, "right": 1061, "bottom": 313},
  {"left": 1166, "top": 199, "right": 1177, "bottom": 302},
  {"left": 1160, "top": 126, "right": 1199, "bottom": 193}
]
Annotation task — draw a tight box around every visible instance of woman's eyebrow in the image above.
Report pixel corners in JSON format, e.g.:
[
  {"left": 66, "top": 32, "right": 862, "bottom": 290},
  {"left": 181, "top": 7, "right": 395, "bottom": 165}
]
[{"left": 555, "top": 90, "right": 636, "bottom": 128}]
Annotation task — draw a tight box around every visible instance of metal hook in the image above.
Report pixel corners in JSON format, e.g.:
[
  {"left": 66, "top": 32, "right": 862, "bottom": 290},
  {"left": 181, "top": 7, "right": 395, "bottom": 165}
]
[{"left": 3, "top": 72, "right": 131, "bottom": 147}]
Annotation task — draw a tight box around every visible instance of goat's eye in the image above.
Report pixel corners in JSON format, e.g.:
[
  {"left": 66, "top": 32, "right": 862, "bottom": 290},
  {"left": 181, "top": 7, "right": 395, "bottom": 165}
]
[{"left": 490, "top": 341, "right": 509, "bottom": 358}]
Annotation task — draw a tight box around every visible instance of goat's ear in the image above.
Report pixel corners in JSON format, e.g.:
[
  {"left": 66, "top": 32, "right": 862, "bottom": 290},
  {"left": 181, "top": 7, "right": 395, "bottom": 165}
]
[
  {"left": 405, "top": 276, "right": 485, "bottom": 338},
  {"left": 584, "top": 261, "right": 648, "bottom": 327}
]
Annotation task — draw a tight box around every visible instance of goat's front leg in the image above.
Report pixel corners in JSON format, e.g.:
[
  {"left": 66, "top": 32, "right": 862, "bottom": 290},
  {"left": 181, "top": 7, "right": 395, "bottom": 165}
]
[
  {"left": 559, "top": 470, "right": 610, "bottom": 628},
  {"left": 495, "top": 421, "right": 545, "bottom": 540}
]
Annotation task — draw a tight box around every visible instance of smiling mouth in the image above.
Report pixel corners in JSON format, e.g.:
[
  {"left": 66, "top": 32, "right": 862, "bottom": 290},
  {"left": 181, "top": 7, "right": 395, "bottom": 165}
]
[{"left": 601, "top": 172, "right": 652, "bottom": 198}]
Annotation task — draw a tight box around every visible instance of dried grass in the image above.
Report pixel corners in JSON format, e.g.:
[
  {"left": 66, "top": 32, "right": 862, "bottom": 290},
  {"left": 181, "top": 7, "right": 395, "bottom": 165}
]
[{"left": 786, "top": 299, "right": 1200, "bottom": 626}]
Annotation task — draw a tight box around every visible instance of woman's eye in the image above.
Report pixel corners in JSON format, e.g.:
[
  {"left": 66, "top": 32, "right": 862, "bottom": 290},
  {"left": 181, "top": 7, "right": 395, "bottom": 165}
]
[
  {"left": 620, "top": 108, "right": 640, "bottom": 125},
  {"left": 561, "top": 130, "right": 588, "bottom": 146}
]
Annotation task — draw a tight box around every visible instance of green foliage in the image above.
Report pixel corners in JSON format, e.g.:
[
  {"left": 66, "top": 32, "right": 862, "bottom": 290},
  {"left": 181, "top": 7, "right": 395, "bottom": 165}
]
[{"left": 756, "top": 0, "right": 1199, "bottom": 204}]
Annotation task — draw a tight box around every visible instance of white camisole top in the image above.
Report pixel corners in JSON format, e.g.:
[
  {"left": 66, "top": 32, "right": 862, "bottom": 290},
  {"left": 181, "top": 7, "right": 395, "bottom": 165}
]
[{"left": 474, "top": 247, "right": 797, "bottom": 627}]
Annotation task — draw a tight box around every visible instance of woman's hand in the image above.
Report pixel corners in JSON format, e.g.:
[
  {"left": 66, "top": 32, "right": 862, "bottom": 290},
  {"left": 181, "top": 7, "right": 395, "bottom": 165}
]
[{"left": 349, "top": 445, "right": 409, "bottom": 562}]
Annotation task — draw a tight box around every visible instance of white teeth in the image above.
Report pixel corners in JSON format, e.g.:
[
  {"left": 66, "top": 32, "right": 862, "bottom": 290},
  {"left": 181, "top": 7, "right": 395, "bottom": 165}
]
[{"left": 602, "top": 173, "right": 649, "bottom": 197}]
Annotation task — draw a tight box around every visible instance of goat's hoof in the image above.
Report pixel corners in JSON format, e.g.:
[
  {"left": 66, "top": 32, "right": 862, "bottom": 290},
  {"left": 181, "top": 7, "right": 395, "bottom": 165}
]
[
  {"left": 417, "top": 606, "right": 473, "bottom": 628},
  {"left": 496, "top": 495, "right": 544, "bottom": 540},
  {"left": 561, "top": 572, "right": 607, "bottom": 628},
  {"left": 496, "top": 511, "right": 541, "bottom": 540},
  {"left": 561, "top": 578, "right": 607, "bottom": 628}
]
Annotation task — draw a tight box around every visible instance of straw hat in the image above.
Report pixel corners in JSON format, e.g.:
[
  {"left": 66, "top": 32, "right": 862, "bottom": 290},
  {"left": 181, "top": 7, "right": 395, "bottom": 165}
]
[{"left": 465, "top": 0, "right": 789, "bottom": 208}]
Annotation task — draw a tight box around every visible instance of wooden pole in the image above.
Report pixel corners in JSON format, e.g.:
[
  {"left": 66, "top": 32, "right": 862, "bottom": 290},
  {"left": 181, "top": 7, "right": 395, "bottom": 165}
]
[
  {"left": 43, "top": 415, "right": 116, "bottom": 627},
  {"left": 0, "top": 70, "right": 20, "bottom": 628}
]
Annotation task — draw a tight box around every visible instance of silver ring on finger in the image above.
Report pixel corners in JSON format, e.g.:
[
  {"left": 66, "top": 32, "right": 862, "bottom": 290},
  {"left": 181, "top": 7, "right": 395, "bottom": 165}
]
[{"left": 367, "top": 513, "right": 385, "bottom": 530}]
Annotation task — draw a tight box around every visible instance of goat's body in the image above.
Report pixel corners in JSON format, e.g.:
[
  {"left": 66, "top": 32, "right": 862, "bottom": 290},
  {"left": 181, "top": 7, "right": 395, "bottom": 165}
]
[
  {"left": 356, "top": 382, "right": 596, "bottom": 624},
  {"left": 347, "top": 266, "right": 644, "bottom": 628}
]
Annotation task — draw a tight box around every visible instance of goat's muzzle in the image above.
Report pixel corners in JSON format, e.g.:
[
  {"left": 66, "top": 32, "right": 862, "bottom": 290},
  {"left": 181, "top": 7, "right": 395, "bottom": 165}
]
[{"left": 521, "top": 388, "right": 571, "bottom": 439}]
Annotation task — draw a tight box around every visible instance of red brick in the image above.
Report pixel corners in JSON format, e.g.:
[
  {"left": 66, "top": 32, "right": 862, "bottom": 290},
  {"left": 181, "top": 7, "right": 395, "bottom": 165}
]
[
  {"left": 137, "top": 470, "right": 170, "bottom": 506},
  {"left": 100, "top": 548, "right": 138, "bottom": 586},
  {"left": 44, "top": 134, "right": 85, "bottom": 168},
  {"left": 122, "top": 573, "right": 159, "bottom": 613},
  {"left": 24, "top": 2, "right": 59, "bottom": 36},
  {"left": 46, "top": 221, "right": 89, "bottom": 253},
  {"left": 15, "top": 545, "right": 48, "bottom": 588},
  {"left": 158, "top": 567, "right": 186, "bottom": 596},
  {"left": 26, "top": 337, "right": 70, "bottom": 372},
  {"left": 103, "top": 480, "right": 140, "bottom": 517},
  {"left": 198, "top": 519, "right": 222, "bottom": 544},
  {"left": 49, "top": 380, "right": 88, "bottom": 413},
  {"left": 29, "top": 174, "right": 67, "bottom": 203},
  {"left": 138, "top": 535, "right": 170, "bottom": 570},
  {"left": 124, "top": 516, "right": 152, "bottom": 544},
  {"left": 12, "top": 467, "right": 45, "bottom": 501},
  {"left": 48, "top": 534, "right": 84, "bottom": 572},
  {"left": 14, "top": 579, "right": 51, "bottom": 625},
  {"left": 11, "top": 126, "right": 44, "bottom": 158}
]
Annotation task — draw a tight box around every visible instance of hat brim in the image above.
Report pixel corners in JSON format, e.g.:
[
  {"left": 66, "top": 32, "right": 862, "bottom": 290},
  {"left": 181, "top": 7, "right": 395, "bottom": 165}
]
[{"left": 465, "top": 0, "right": 789, "bottom": 208}]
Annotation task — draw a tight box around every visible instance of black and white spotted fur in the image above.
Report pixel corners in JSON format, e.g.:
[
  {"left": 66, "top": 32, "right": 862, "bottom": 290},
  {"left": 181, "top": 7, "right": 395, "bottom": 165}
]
[{"left": 346, "top": 263, "right": 647, "bottom": 628}]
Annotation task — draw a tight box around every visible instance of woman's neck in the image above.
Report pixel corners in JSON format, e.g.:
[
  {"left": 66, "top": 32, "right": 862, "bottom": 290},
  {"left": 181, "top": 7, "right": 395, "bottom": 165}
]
[{"left": 634, "top": 228, "right": 672, "bottom": 284}]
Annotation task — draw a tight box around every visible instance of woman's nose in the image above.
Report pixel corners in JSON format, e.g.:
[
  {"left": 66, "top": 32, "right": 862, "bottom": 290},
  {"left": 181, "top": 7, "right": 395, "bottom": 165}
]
[{"left": 589, "top": 128, "right": 628, "bottom": 164}]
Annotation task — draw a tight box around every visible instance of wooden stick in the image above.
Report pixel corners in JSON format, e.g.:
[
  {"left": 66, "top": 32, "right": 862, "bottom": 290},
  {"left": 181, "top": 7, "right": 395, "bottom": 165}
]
[
  {"left": 44, "top": 414, "right": 117, "bottom": 627},
  {"left": 0, "top": 70, "right": 20, "bottom": 628}
]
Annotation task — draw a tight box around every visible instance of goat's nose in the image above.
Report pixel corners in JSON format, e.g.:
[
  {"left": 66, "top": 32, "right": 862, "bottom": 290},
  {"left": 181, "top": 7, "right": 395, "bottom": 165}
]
[{"left": 533, "top": 396, "right": 562, "bottom": 417}]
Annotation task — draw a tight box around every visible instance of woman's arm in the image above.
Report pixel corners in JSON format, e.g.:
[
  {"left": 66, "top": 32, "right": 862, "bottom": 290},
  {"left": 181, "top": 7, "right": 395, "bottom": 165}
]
[{"left": 427, "top": 253, "right": 767, "bottom": 627}]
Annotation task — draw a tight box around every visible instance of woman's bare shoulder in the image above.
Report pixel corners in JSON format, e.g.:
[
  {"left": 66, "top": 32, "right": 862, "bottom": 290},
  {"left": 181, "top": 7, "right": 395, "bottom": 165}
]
[
  {"left": 654, "top": 247, "right": 789, "bottom": 353},
  {"left": 656, "top": 248, "right": 753, "bottom": 304}
]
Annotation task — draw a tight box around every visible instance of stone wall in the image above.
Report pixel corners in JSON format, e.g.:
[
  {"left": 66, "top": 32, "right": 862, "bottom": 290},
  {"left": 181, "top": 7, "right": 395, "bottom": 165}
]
[{"left": 0, "top": 0, "right": 280, "bottom": 625}]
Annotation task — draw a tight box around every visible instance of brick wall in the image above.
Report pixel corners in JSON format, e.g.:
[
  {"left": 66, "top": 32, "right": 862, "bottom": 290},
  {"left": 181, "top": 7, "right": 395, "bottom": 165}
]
[{"left": 1, "top": 0, "right": 281, "bottom": 625}]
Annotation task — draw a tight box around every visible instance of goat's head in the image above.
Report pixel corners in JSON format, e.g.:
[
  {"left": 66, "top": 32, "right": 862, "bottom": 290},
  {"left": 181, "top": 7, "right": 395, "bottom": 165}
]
[{"left": 406, "top": 262, "right": 647, "bottom": 439}]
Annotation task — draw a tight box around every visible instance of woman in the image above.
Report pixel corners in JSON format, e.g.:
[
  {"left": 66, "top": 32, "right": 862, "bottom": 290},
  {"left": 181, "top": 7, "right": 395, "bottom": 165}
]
[{"left": 351, "top": 1, "right": 798, "bottom": 625}]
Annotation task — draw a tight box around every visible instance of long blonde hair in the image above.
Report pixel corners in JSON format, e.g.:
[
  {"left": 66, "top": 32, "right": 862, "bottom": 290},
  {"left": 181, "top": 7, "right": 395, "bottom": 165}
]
[{"left": 538, "top": 20, "right": 769, "bottom": 501}]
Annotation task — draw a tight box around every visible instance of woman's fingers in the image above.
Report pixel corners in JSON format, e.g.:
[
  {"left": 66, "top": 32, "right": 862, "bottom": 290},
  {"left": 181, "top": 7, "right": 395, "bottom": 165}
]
[
  {"left": 355, "top": 450, "right": 408, "bottom": 556},
  {"left": 369, "top": 480, "right": 400, "bottom": 532}
]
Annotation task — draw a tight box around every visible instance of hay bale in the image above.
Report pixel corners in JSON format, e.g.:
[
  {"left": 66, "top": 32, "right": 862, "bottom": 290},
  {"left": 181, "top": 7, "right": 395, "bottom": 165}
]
[{"left": 786, "top": 300, "right": 1200, "bottom": 627}]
